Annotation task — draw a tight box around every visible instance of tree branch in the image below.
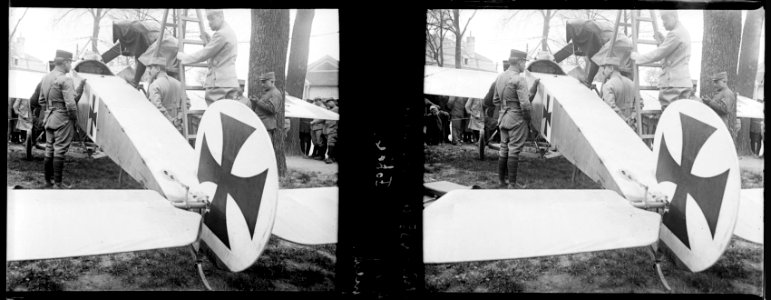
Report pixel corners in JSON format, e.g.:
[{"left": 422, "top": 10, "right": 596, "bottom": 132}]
[{"left": 9, "top": 8, "right": 29, "bottom": 41}]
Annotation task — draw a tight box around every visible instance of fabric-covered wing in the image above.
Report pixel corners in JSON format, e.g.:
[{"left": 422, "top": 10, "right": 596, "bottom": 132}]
[
  {"left": 272, "top": 187, "right": 338, "bottom": 245},
  {"left": 639, "top": 90, "right": 763, "bottom": 119},
  {"left": 734, "top": 188, "right": 763, "bottom": 244},
  {"left": 285, "top": 95, "right": 339, "bottom": 120},
  {"left": 424, "top": 189, "right": 661, "bottom": 263},
  {"left": 9, "top": 69, "right": 46, "bottom": 99},
  {"left": 7, "top": 189, "right": 201, "bottom": 261},
  {"left": 424, "top": 65, "right": 498, "bottom": 99}
]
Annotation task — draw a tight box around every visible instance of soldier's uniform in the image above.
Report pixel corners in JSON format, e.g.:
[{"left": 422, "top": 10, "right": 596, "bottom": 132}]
[
  {"left": 600, "top": 57, "right": 639, "bottom": 131},
  {"left": 704, "top": 72, "right": 738, "bottom": 139},
  {"left": 310, "top": 99, "right": 327, "bottom": 159},
  {"left": 178, "top": 9, "right": 240, "bottom": 105},
  {"left": 147, "top": 57, "right": 187, "bottom": 134},
  {"left": 492, "top": 49, "right": 534, "bottom": 188},
  {"left": 323, "top": 99, "right": 338, "bottom": 164},
  {"left": 252, "top": 72, "right": 282, "bottom": 147},
  {"left": 632, "top": 11, "right": 692, "bottom": 110},
  {"left": 38, "top": 50, "right": 85, "bottom": 188}
]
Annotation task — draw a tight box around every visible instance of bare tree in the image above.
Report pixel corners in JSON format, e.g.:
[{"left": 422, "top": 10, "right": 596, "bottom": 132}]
[
  {"left": 426, "top": 9, "right": 450, "bottom": 67},
  {"left": 735, "top": 9, "right": 765, "bottom": 156},
  {"left": 53, "top": 8, "right": 114, "bottom": 54},
  {"left": 250, "top": 9, "right": 291, "bottom": 176},
  {"left": 447, "top": 9, "right": 477, "bottom": 69},
  {"left": 285, "top": 9, "right": 316, "bottom": 156}
]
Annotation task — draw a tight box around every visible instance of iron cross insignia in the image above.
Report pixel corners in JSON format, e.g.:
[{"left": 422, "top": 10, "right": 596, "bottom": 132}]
[
  {"left": 542, "top": 94, "right": 552, "bottom": 136},
  {"left": 199, "top": 113, "right": 269, "bottom": 249},
  {"left": 656, "top": 113, "right": 729, "bottom": 249},
  {"left": 88, "top": 94, "right": 98, "bottom": 137}
]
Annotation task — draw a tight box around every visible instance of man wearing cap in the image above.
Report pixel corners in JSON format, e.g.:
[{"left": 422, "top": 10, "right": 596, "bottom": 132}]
[
  {"left": 147, "top": 56, "right": 187, "bottom": 134},
  {"left": 323, "top": 99, "right": 338, "bottom": 164},
  {"left": 598, "top": 56, "right": 638, "bottom": 130},
  {"left": 38, "top": 50, "right": 87, "bottom": 188},
  {"left": 630, "top": 10, "right": 692, "bottom": 111},
  {"left": 310, "top": 98, "right": 327, "bottom": 159},
  {"left": 493, "top": 49, "right": 540, "bottom": 189},
  {"left": 251, "top": 72, "right": 283, "bottom": 147},
  {"left": 177, "top": 9, "right": 239, "bottom": 105},
  {"left": 702, "top": 71, "right": 738, "bottom": 139}
]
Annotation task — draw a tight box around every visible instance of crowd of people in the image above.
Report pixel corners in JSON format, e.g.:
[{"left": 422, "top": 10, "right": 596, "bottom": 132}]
[
  {"left": 423, "top": 96, "right": 484, "bottom": 146},
  {"left": 299, "top": 98, "right": 339, "bottom": 164}
]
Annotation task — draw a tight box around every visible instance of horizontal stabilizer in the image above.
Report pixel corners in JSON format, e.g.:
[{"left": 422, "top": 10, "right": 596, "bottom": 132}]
[
  {"left": 7, "top": 189, "right": 201, "bottom": 261},
  {"left": 734, "top": 188, "right": 763, "bottom": 244},
  {"left": 424, "top": 65, "right": 497, "bottom": 99},
  {"left": 272, "top": 187, "right": 338, "bottom": 245},
  {"left": 424, "top": 189, "right": 661, "bottom": 263}
]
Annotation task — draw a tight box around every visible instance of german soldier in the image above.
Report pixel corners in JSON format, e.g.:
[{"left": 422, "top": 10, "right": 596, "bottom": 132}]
[
  {"left": 492, "top": 49, "right": 539, "bottom": 189},
  {"left": 38, "top": 50, "right": 86, "bottom": 188}
]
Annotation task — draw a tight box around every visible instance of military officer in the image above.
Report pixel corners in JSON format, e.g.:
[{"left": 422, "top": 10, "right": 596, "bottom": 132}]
[
  {"left": 147, "top": 56, "right": 187, "bottom": 134},
  {"left": 251, "top": 71, "right": 282, "bottom": 147},
  {"left": 177, "top": 9, "right": 239, "bottom": 105},
  {"left": 310, "top": 98, "right": 327, "bottom": 159},
  {"left": 492, "top": 49, "right": 539, "bottom": 189},
  {"left": 599, "top": 56, "right": 639, "bottom": 131},
  {"left": 702, "top": 71, "right": 738, "bottom": 140},
  {"left": 38, "top": 50, "right": 86, "bottom": 189},
  {"left": 630, "top": 10, "right": 692, "bottom": 111}
]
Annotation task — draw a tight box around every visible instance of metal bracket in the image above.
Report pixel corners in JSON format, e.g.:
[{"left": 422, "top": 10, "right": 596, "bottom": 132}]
[{"left": 188, "top": 245, "right": 213, "bottom": 291}]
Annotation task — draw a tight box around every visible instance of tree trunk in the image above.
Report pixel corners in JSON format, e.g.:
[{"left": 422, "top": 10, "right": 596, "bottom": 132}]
[
  {"left": 250, "top": 9, "right": 291, "bottom": 176},
  {"left": 285, "top": 9, "right": 315, "bottom": 157},
  {"left": 735, "top": 9, "right": 764, "bottom": 156},
  {"left": 541, "top": 10, "right": 552, "bottom": 52},
  {"left": 453, "top": 9, "right": 462, "bottom": 69},
  {"left": 700, "top": 11, "right": 742, "bottom": 148},
  {"left": 91, "top": 9, "right": 102, "bottom": 53},
  {"left": 438, "top": 10, "right": 444, "bottom": 67}
]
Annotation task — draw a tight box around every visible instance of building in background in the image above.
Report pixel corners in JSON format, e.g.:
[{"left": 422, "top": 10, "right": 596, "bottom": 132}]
[
  {"left": 10, "top": 36, "right": 47, "bottom": 72},
  {"left": 425, "top": 35, "right": 496, "bottom": 72},
  {"left": 303, "top": 55, "right": 338, "bottom": 99}
]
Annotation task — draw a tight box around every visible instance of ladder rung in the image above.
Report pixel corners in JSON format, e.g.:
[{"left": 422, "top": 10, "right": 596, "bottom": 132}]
[
  {"left": 183, "top": 63, "right": 208, "bottom": 68},
  {"left": 639, "top": 86, "right": 659, "bottom": 90},
  {"left": 638, "top": 39, "right": 659, "bottom": 45},
  {"left": 181, "top": 39, "right": 205, "bottom": 45},
  {"left": 638, "top": 63, "right": 661, "bottom": 68},
  {"left": 637, "top": 16, "right": 653, "bottom": 22},
  {"left": 164, "top": 22, "right": 178, "bottom": 27},
  {"left": 186, "top": 86, "right": 206, "bottom": 91},
  {"left": 179, "top": 16, "right": 201, "bottom": 22}
]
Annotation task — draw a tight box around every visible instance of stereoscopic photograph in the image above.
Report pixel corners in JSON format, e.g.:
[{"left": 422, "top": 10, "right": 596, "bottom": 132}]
[
  {"left": 8, "top": 8, "right": 339, "bottom": 291},
  {"left": 422, "top": 8, "right": 763, "bottom": 293}
]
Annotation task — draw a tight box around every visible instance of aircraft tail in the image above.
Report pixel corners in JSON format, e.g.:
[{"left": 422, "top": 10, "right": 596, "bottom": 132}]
[{"left": 651, "top": 100, "right": 741, "bottom": 272}]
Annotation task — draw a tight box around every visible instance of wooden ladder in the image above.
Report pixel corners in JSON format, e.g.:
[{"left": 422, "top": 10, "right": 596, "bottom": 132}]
[
  {"left": 610, "top": 10, "right": 662, "bottom": 146},
  {"left": 158, "top": 9, "right": 209, "bottom": 145}
]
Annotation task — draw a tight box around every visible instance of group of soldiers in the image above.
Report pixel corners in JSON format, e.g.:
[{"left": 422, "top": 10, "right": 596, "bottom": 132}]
[
  {"left": 423, "top": 96, "right": 484, "bottom": 146},
  {"left": 299, "top": 98, "right": 339, "bottom": 164},
  {"left": 18, "top": 9, "right": 305, "bottom": 188},
  {"left": 424, "top": 10, "right": 762, "bottom": 189}
]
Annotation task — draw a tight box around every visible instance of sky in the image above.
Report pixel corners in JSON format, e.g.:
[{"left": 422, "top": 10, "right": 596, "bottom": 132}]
[
  {"left": 8, "top": 8, "right": 339, "bottom": 67},
  {"left": 444, "top": 9, "right": 765, "bottom": 87}
]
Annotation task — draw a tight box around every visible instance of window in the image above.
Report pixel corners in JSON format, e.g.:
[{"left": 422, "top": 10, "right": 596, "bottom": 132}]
[{"left": 464, "top": 58, "right": 468, "bottom": 65}]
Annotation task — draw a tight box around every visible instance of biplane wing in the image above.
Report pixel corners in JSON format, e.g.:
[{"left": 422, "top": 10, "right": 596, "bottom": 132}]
[
  {"left": 640, "top": 90, "right": 764, "bottom": 119},
  {"left": 6, "top": 189, "right": 201, "bottom": 261},
  {"left": 424, "top": 65, "right": 498, "bottom": 99},
  {"left": 187, "top": 91, "right": 339, "bottom": 121},
  {"left": 734, "top": 188, "right": 764, "bottom": 244},
  {"left": 9, "top": 69, "right": 45, "bottom": 100},
  {"left": 423, "top": 189, "right": 661, "bottom": 263},
  {"left": 272, "top": 187, "right": 339, "bottom": 245}
]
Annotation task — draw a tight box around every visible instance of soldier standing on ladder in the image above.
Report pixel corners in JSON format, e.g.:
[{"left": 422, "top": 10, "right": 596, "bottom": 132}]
[
  {"left": 177, "top": 9, "right": 240, "bottom": 106},
  {"left": 630, "top": 10, "right": 692, "bottom": 111}
]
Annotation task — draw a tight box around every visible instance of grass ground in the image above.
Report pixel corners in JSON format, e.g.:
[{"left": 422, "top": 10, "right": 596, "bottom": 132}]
[
  {"left": 6, "top": 143, "right": 336, "bottom": 291},
  {"left": 424, "top": 143, "right": 764, "bottom": 294}
]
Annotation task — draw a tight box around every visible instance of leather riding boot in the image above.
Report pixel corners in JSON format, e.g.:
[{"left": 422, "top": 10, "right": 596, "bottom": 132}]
[
  {"left": 44, "top": 157, "right": 54, "bottom": 187},
  {"left": 497, "top": 157, "right": 508, "bottom": 187},
  {"left": 325, "top": 146, "right": 335, "bottom": 164},
  {"left": 53, "top": 158, "right": 65, "bottom": 185},
  {"left": 507, "top": 159, "right": 520, "bottom": 189}
]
